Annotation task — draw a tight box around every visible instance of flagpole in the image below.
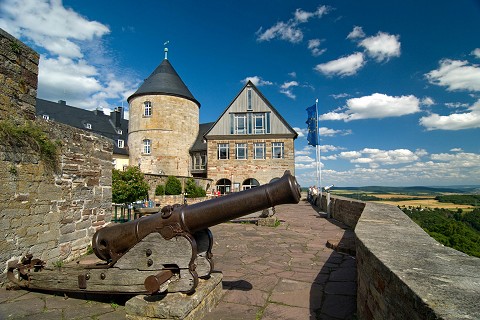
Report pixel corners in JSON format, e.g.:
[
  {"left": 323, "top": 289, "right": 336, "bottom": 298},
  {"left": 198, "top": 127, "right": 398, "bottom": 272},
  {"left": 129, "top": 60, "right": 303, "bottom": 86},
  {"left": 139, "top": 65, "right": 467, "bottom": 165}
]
[{"left": 315, "top": 98, "right": 321, "bottom": 200}]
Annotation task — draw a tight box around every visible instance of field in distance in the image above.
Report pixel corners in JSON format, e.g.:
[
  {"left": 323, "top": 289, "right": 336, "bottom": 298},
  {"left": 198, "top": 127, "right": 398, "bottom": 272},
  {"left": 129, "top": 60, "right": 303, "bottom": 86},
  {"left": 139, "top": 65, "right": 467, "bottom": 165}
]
[{"left": 331, "top": 186, "right": 480, "bottom": 211}]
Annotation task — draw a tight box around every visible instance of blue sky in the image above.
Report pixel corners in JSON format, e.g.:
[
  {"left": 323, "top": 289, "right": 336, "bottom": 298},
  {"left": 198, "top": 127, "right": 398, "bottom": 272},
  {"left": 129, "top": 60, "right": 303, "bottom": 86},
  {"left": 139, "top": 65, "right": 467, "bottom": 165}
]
[{"left": 1, "top": 0, "right": 479, "bottom": 187}]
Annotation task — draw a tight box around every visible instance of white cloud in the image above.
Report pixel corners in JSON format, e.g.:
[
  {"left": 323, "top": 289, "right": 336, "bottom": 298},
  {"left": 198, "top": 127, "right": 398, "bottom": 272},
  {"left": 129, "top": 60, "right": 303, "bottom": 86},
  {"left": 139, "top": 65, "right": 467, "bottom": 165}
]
[
  {"left": 421, "top": 97, "right": 435, "bottom": 106},
  {"left": 426, "top": 59, "right": 480, "bottom": 92},
  {"left": 419, "top": 99, "right": 480, "bottom": 130},
  {"left": 256, "top": 5, "right": 329, "bottom": 43},
  {"left": 241, "top": 76, "right": 273, "bottom": 87},
  {"left": 450, "top": 148, "right": 463, "bottom": 152},
  {"left": 314, "top": 52, "right": 365, "bottom": 77},
  {"left": 288, "top": 71, "right": 297, "bottom": 78},
  {"left": 320, "top": 93, "right": 420, "bottom": 121},
  {"left": 331, "top": 93, "right": 351, "bottom": 100},
  {"left": 0, "top": 0, "right": 138, "bottom": 112},
  {"left": 347, "top": 26, "right": 365, "bottom": 40},
  {"left": 293, "top": 127, "right": 305, "bottom": 138},
  {"left": 340, "top": 151, "right": 362, "bottom": 159},
  {"left": 281, "top": 81, "right": 299, "bottom": 89},
  {"left": 295, "top": 149, "right": 480, "bottom": 187},
  {"left": 359, "top": 32, "right": 401, "bottom": 62},
  {"left": 319, "top": 127, "right": 351, "bottom": 137},
  {"left": 308, "top": 38, "right": 326, "bottom": 57},
  {"left": 472, "top": 48, "right": 480, "bottom": 58}
]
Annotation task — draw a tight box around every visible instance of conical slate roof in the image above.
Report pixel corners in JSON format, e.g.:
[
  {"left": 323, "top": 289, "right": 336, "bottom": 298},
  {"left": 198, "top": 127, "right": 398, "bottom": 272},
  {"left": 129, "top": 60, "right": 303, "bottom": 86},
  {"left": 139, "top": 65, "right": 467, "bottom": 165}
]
[{"left": 127, "top": 59, "right": 200, "bottom": 107}]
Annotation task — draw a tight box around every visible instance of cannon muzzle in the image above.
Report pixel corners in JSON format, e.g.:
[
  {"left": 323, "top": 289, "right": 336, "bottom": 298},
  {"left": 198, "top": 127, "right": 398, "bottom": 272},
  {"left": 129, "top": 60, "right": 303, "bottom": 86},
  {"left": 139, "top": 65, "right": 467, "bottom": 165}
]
[{"left": 93, "top": 171, "right": 300, "bottom": 262}]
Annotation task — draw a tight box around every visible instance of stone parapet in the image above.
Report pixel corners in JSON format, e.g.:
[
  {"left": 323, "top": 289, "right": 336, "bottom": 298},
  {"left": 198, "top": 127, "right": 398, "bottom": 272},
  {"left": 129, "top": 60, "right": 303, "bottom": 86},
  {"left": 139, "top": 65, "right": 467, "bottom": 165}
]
[{"left": 320, "top": 195, "right": 480, "bottom": 320}]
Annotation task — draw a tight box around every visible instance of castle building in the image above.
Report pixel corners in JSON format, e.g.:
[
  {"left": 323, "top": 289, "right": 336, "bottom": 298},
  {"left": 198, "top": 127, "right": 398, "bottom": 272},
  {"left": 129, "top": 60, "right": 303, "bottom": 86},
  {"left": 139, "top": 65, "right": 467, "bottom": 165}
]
[{"left": 36, "top": 51, "right": 297, "bottom": 194}]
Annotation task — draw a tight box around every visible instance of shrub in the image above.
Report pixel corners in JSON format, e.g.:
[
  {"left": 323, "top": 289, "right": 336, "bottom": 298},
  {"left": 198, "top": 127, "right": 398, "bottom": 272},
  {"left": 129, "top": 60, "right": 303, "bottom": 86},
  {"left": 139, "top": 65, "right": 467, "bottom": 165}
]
[
  {"left": 165, "top": 176, "right": 182, "bottom": 195},
  {"left": 155, "top": 184, "right": 165, "bottom": 196}
]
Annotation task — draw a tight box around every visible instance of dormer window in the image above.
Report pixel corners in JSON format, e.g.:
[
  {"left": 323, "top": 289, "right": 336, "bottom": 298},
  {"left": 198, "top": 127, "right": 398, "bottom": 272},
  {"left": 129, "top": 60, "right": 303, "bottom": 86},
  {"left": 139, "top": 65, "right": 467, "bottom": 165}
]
[
  {"left": 117, "top": 129, "right": 123, "bottom": 135},
  {"left": 42, "top": 114, "right": 49, "bottom": 120},
  {"left": 85, "top": 123, "right": 92, "bottom": 129},
  {"left": 144, "top": 101, "right": 152, "bottom": 117},
  {"left": 117, "top": 139, "right": 124, "bottom": 148}
]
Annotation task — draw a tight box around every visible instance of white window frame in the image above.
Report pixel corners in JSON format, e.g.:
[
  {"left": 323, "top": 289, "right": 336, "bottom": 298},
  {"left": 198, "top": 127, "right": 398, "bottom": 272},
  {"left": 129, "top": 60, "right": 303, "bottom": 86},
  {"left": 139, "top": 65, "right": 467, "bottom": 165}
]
[
  {"left": 235, "top": 143, "right": 247, "bottom": 160},
  {"left": 218, "top": 143, "right": 229, "bottom": 160},
  {"left": 143, "top": 139, "right": 151, "bottom": 154},
  {"left": 117, "top": 129, "right": 123, "bottom": 134},
  {"left": 144, "top": 101, "right": 152, "bottom": 117},
  {"left": 234, "top": 114, "right": 247, "bottom": 134},
  {"left": 117, "top": 139, "right": 124, "bottom": 148},
  {"left": 254, "top": 143, "right": 265, "bottom": 160},
  {"left": 253, "top": 113, "right": 265, "bottom": 134},
  {"left": 42, "top": 114, "right": 49, "bottom": 120},
  {"left": 272, "top": 142, "right": 284, "bottom": 159},
  {"left": 85, "top": 123, "right": 92, "bottom": 129}
]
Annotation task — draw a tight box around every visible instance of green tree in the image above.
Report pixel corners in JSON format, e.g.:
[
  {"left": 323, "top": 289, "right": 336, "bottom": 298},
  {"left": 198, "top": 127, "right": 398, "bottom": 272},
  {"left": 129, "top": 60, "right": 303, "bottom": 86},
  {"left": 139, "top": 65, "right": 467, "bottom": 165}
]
[
  {"left": 165, "top": 176, "right": 182, "bottom": 195},
  {"left": 112, "top": 166, "right": 149, "bottom": 203},
  {"left": 185, "top": 178, "right": 206, "bottom": 198}
]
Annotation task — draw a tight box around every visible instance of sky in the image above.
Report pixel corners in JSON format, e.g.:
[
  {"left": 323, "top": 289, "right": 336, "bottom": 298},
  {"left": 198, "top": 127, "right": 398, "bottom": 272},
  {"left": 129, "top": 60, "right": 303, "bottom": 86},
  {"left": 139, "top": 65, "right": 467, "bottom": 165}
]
[{"left": 1, "top": 0, "right": 480, "bottom": 187}]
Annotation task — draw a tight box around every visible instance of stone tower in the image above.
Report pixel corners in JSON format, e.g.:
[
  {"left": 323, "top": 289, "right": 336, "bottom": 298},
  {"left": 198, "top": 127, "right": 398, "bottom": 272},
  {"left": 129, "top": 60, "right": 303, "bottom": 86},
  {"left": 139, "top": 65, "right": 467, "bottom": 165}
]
[{"left": 127, "top": 51, "right": 200, "bottom": 176}]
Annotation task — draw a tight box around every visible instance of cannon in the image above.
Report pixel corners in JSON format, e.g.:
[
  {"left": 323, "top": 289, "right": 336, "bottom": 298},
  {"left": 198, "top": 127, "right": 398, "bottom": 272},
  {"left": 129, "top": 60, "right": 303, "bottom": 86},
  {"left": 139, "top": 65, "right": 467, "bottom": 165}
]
[{"left": 7, "top": 171, "right": 300, "bottom": 295}]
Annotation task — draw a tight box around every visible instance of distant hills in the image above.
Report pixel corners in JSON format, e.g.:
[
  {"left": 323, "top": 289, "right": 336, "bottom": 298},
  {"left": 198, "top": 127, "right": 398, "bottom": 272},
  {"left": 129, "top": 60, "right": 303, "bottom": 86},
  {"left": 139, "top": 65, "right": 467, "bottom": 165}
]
[{"left": 333, "top": 186, "right": 480, "bottom": 195}]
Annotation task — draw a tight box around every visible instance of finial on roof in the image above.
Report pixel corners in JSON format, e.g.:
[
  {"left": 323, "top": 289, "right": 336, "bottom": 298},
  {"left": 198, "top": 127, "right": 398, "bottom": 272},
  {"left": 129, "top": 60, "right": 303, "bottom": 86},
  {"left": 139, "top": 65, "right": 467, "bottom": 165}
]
[{"left": 164, "top": 40, "right": 169, "bottom": 60}]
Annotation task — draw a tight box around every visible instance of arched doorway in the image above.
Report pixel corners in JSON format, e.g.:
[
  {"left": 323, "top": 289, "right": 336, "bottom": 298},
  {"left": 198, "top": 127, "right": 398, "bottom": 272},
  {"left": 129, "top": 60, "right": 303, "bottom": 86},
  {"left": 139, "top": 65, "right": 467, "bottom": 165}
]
[
  {"left": 242, "top": 178, "right": 260, "bottom": 190},
  {"left": 216, "top": 179, "right": 231, "bottom": 195}
]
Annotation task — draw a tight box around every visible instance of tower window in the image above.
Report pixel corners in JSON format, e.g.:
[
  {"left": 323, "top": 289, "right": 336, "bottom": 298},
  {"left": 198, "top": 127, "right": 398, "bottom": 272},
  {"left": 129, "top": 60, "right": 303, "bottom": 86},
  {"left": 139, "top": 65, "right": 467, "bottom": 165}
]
[
  {"left": 143, "top": 139, "right": 151, "bottom": 154},
  {"left": 247, "top": 88, "right": 252, "bottom": 110},
  {"left": 144, "top": 101, "right": 152, "bottom": 117}
]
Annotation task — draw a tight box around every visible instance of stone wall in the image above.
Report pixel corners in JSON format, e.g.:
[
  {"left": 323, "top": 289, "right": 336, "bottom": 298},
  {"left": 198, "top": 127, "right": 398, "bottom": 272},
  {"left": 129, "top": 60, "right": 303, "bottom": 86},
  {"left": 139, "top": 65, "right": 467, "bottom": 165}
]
[
  {"left": 317, "top": 194, "right": 365, "bottom": 228},
  {"left": 0, "top": 28, "right": 38, "bottom": 122},
  {"left": 207, "top": 138, "right": 295, "bottom": 187},
  {"left": 320, "top": 194, "right": 480, "bottom": 320},
  {"left": 0, "top": 29, "right": 113, "bottom": 280}
]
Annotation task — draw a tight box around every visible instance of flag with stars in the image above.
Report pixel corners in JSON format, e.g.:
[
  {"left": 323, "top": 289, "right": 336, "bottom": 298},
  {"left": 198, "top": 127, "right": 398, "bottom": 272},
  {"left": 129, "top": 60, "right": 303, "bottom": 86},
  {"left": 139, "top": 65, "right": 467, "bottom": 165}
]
[{"left": 306, "top": 104, "right": 318, "bottom": 146}]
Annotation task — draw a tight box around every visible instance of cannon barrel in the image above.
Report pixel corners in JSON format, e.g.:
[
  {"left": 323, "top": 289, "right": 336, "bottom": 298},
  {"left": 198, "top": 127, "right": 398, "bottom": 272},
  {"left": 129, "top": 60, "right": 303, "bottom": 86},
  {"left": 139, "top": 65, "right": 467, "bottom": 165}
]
[{"left": 93, "top": 171, "right": 300, "bottom": 262}]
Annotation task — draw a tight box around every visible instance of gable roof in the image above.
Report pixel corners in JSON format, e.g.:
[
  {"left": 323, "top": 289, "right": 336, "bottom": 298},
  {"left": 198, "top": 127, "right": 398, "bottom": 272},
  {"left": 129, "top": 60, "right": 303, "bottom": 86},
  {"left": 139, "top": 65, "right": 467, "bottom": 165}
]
[
  {"left": 204, "top": 80, "right": 298, "bottom": 139},
  {"left": 35, "top": 98, "right": 129, "bottom": 155},
  {"left": 127, "top": 58, "right": 200, "bottom": 107}
]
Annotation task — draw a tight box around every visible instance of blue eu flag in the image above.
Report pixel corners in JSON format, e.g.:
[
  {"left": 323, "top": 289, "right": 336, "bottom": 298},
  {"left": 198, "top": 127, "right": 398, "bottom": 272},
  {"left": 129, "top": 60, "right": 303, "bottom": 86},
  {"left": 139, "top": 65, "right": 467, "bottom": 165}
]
[{"left": 306, "top": 104, "right": 318, "bottom": 146}]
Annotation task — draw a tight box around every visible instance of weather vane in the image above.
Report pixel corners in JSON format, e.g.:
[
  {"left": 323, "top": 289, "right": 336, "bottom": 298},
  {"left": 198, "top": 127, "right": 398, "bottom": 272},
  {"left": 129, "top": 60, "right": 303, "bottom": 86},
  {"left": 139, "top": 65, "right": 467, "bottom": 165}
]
[{"left": 164, "top": 41, "right": 169, "bottom": 60}]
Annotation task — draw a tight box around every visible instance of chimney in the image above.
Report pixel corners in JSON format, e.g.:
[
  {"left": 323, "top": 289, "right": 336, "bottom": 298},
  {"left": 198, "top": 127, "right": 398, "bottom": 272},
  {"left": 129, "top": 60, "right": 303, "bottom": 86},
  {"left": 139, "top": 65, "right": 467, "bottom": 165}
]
[{"left": 113, "top": 107, "right": 122, "bottom": 128}]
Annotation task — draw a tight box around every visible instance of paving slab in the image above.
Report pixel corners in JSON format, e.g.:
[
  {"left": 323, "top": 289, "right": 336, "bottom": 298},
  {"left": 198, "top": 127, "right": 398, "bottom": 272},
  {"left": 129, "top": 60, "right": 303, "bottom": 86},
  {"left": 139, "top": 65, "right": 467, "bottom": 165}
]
[{"left": 0, "top": 201, "right": 357, "bottom": 319}]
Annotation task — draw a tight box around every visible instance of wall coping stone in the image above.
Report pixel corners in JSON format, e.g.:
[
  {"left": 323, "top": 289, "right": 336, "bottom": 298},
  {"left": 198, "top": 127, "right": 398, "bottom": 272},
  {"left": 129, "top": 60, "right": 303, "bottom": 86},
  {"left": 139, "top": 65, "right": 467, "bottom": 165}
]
[{"left": 355, "top": 202, "right": 480, "bottom": 319}]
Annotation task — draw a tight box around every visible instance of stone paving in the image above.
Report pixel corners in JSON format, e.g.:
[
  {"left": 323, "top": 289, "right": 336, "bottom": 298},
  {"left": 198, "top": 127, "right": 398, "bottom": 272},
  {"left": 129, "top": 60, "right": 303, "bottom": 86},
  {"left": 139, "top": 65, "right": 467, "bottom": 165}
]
[{"left": 0, "top": 200, "right": 357, "bottom": 319}]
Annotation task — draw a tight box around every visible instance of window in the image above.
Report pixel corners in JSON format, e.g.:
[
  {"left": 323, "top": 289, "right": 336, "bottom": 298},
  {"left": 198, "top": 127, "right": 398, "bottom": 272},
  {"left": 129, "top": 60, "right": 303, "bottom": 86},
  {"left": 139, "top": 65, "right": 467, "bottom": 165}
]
[
  {"left": 117, "top": 129, "right": 123, "bottom": 134},
  {"left": 236, "top": 143, "right": 247, "bottom": 159},
  {"left": 272, "top": 142, "right": 284, "bottom": 159},
  {"left": 218, "top": 143, "right": 229, "bottom": 159},
  {"left": 117, "top": 139, "right": 124, "bottom": 148},
  {"left": 247, "top": 88, "right": 252, "bottom": 110},
  {"left": 254, "top": 143, "right": 265, "bottom": 159},
  {"left": 85, "top": 123, "right": 92, "bottom": 129},
  {"left": 144, "top": 101, "right": 152, "bottom": 117},
  {"left": 234, "top": 114, "right": 247, "bottom": 134},
  {"left": 143, "top": 139, "right": 151, "bottom": 154},
  {"left": 42, "top": 114, "right": 49, "bottom": 120},
  {"left": 192, "top": 152, "right": 207, "bottom": 170},
  {"left": 253, "top": 113, "right": 265, "bottom": 134}
]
